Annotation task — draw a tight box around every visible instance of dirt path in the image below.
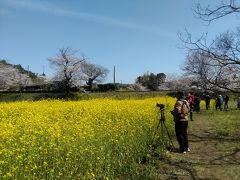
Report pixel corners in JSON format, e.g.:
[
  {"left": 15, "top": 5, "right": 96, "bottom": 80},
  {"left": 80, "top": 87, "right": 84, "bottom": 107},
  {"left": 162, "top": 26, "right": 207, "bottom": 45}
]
[{"left": 157, "top": 113, "right": 240, "bottom": 180}]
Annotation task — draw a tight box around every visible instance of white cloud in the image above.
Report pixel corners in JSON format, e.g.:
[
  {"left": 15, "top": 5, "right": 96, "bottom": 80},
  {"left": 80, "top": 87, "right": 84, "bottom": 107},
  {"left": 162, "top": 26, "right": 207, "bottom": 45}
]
[{"left": 2, "top": 0, "right": 175, "bottom": 37}]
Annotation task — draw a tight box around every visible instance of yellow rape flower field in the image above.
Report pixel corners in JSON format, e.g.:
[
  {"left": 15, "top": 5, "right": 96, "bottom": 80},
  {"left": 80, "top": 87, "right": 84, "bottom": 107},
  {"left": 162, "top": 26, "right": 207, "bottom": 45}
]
[{"left": 0, "top": 96, "right": 177, "bottom": 179}]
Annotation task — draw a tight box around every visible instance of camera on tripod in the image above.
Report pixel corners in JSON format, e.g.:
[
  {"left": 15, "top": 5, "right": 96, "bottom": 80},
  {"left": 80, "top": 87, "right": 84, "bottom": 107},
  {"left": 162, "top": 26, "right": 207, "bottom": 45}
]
[
  {"left": 156, "top": 103, "right": 165, "bottom": 110},
  {"left": 151, "top": 103, "right": 175, "bottom": 150},
  {"left": 156, "top": 103, "right": 165, "bottom": 121}
]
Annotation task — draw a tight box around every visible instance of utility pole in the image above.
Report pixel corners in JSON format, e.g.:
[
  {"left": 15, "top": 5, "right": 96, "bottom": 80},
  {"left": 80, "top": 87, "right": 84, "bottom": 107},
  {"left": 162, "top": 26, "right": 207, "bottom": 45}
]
[{"left": 42, "top": 65, "right": 46, "bottom": 76}]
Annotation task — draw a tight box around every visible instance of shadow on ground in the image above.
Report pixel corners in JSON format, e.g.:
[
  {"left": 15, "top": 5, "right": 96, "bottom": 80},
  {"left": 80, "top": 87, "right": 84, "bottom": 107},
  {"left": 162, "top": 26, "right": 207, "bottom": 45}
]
[{"left": 157, "top": 113, "right": 240, "bottom": 180}]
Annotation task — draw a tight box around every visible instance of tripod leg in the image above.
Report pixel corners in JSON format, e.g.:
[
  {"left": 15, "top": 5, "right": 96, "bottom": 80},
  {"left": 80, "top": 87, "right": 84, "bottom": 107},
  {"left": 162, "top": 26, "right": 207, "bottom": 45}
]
[
  {"left": 151, "top": 120, "right": 161, "bottom": 146},
  {"left": 162, "top": 121, "right": 175, "bottom": 149},
  {"left": 161, "top": 121, "right": 164, "bottom": 143},
  {"left": 160, "top": 121, "right": 168, "bottom": 148}
]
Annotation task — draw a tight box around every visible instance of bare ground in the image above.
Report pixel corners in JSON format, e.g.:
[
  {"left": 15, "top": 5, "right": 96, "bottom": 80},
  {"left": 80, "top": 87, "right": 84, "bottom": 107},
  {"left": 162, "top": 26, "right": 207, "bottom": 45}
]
[{"left": 157, "top": 113, "right": 240, "bottom": 180}]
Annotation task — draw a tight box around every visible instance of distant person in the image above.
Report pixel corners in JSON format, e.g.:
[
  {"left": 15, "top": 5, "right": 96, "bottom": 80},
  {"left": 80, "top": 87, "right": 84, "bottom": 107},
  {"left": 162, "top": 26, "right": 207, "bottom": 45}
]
[
  {"left": 194, "top": 95, "right": 201, "bottom": 112},
  {"left": 237, "top": 97, "right": 240, "bottom": 109},
  {"left": 205, "top": 94, "right": 211, "bottom": 110},
  {"left": 188, "top": 92, "right": 195, "bottom": 121},
  {"left": 223, "top": 94, "right": 229, "bottom": 111},
  {"left": 216, "top": 95, "right": 223, "bottom": 111},
  {"left": 219, "top": 95, "right": 224, "bottom": 106},
  {"left": 173, "top": 91, "right": 190, "bottom": 153}
]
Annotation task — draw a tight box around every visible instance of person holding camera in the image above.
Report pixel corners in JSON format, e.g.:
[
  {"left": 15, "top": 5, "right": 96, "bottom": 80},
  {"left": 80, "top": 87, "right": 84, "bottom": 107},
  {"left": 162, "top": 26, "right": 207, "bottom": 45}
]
[{"left": 172, "top": 91, "right": 190, "bottom": 153}]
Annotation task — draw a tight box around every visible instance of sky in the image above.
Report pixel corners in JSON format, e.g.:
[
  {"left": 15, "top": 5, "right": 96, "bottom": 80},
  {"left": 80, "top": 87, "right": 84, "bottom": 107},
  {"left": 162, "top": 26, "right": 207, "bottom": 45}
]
[{"left": 0, "top": 0, "right": 239, "bottom": 84}]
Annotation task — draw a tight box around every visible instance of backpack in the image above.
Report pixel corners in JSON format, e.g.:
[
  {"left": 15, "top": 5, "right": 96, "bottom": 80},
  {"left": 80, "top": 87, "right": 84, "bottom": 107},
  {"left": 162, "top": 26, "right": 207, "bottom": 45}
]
[
  {"left": 173, "top": 100, "right": 190, "bottom": 121},
  {"left": 181, "top": 100, "right": 190, "bottom": 115}
]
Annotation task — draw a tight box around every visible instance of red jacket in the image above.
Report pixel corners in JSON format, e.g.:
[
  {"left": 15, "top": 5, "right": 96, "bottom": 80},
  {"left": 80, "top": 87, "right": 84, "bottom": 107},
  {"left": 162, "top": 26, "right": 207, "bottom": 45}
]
[{"left": 188, "top": 95, "right": 195, "bottom": 106}]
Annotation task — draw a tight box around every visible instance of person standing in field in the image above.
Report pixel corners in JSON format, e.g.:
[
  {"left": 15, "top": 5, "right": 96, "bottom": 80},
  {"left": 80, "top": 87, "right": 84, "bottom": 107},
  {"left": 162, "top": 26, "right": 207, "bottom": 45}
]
[
  {"left": 237, "top": 97, "right": 240, "bottom": 109},
  {"left": 173, "top": 91, "right": 190, "bottom": 153},
  {"left": 219, "top": 95, "right": 224, "bottom": 108},
  {"left": 194, "top": 95, "right": 201, "bottom": 112},
  {"left": 187, "top": 92, "right": 195, "bottom": 121},
  {"left": 223, "top": 94, "right": 229, "bottom": 111},
  {"left": 205, "top": 93, "right": 211, "bottom": 110},
  {"left": 216, "top": 95, "right": 223, "bottom": 111}
]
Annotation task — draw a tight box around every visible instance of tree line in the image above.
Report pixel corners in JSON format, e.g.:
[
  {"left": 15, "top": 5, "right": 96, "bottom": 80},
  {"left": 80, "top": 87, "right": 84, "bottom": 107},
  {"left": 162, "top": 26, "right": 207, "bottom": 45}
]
[{"left": 48, "top": 47, "right": 168, "bottom": 93}]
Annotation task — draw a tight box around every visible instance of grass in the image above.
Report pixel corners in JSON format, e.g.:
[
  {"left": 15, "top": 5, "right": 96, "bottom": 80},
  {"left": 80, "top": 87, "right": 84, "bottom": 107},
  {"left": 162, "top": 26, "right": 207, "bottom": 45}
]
[
  {"left": 155, "top": 101, "right": 240, "bottom": 179},
  {"left": 199, "top": 98, "right": 240, "bottom": 137},
  {"left": 205, "top": 109, "right": 240, "bottom": 136}
]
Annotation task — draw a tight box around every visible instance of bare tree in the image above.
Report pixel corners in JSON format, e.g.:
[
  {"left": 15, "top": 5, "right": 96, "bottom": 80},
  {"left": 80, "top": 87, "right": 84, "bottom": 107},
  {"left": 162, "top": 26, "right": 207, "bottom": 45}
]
[
  {"left": 183, "top": 50, "right": 239, "bottom": 92},
  {"left": 81, "top": 62, "right": 109, "bottom": 90},
  {"left": 179, "top": 0, "right": 240, "bottom": 93},
  {"left": 195, "top": 0, "right": 240, "bottom": 22},
  {"left": 180, "top": 29, "right": 240, "bottom": 93},
  {"left": 48, "top": 47, "right": 85, "bottom": 94}
]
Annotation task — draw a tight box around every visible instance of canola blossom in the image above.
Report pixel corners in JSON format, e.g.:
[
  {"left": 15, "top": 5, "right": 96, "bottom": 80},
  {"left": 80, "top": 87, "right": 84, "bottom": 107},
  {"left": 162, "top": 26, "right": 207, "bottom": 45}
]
[{"left": 0, "top": 97, "right": 176, "bottom": 179}]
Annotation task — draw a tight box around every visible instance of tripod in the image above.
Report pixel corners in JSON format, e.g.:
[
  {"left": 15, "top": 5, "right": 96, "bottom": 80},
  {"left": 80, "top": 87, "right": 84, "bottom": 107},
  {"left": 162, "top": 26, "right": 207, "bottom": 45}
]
[{"left": 152, "top": 107, "right": 175, "bottom": 150}]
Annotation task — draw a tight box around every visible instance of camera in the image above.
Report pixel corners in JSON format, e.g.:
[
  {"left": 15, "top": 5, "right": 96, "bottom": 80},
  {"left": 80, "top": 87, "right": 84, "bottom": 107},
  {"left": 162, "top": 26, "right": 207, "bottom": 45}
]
[{"left": 156, "top": 103, "right": 165, "bottom": 110}]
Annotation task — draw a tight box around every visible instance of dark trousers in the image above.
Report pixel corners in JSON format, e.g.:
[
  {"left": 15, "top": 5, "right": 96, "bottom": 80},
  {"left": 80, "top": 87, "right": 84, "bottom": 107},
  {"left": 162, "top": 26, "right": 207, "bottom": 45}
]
[
  {"left": 216, "top": 103, "right": 222, "bottom": 110},
  {"left": 175, "top": 121, "right": 188, "bottom": 152},
  {"left": 189, "top": 105, "right": 194, "bottom": 121},
  {"left": 206, "top": 101, "right": 210, "bottom": 110}
]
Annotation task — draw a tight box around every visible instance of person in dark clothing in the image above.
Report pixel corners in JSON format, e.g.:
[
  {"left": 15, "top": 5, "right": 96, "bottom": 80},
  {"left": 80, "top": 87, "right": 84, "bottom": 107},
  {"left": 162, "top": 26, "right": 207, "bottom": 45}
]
[
  {"left": 223, "top": 94, "right": 229, "bottom": 111},
  {"left": 194, "top": 95, "right": 201, "bottom": 112},
  {"left": 173, "top": 91, "right": 190, "bottom": 153},
  {"left": 215, "top": 95, "right": 223, "bottom": 110},
  {"left": 238, "top": 97, "right": 240, "bottom": 109},
  {"left": 205, "top": 94, "right": 211, "bottom": 110}
]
